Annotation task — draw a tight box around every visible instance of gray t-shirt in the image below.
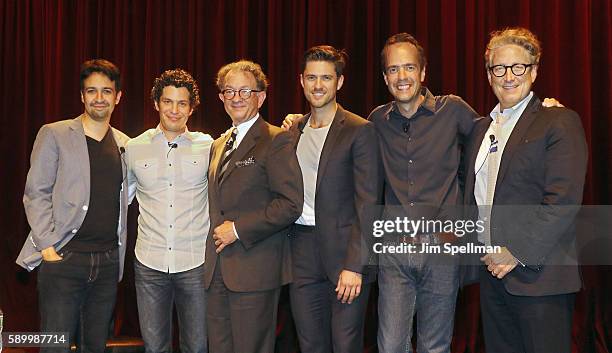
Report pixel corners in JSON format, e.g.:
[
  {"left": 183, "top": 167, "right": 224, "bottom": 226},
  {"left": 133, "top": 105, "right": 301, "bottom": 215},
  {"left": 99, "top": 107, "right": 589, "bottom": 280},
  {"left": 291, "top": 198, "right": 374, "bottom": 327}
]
[{"left": 295, "top": 121, "right": 332, "bottom": 225}]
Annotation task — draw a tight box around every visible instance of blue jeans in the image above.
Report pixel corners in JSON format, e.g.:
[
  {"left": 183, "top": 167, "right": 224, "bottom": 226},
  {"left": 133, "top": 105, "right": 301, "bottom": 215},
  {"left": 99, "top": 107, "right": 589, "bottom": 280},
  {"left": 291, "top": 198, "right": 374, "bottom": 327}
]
[
  {"left": 134, "top": 259, "right": 207, "bottom": 353},
  {"left": 377, "top": 250, "right": 459, "bottom": 353},
  {"left": 38, "top": 248, "right": 119, "bottom": 353}
]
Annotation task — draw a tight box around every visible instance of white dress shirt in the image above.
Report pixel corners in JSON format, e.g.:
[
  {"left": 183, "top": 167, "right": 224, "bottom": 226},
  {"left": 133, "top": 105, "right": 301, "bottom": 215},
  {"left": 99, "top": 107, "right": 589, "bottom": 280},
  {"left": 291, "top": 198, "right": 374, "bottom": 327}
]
[
  {"left": 475, "top": 92, "right": 533, "bottom": 246},
  {"left": 126, "top": 126, "right": 213, "bottom": 273}
]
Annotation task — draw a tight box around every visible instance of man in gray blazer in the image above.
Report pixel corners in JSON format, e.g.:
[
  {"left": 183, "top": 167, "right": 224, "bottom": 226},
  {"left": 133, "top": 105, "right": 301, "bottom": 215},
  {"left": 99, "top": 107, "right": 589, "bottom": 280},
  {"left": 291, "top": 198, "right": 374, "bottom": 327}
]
[{"left": 16, "top": 59, "right": 129, "bottom": 353}]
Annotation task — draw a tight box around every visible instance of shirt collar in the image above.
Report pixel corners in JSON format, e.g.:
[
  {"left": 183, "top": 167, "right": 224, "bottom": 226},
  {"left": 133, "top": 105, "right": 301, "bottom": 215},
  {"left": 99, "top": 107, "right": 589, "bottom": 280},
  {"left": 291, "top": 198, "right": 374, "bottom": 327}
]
[
  {"left": 388, "top": 87, "right": 435, "bottom": 120},
  {"left": 234, "top": 113, "right": 259, "bottom": 135},
  {"left": 489, "top": 91, "right": 533, "bottom": 122},
  {"left": 151, "top": 124, "right": 194, "bottom": 143}
]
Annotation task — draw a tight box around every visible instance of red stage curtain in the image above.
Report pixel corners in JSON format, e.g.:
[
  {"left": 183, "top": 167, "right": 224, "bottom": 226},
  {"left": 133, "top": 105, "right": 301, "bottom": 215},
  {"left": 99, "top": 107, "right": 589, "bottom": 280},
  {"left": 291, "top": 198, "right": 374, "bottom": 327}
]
[{"left": 1, "top": 1, "right": 610, "bottom": 352}]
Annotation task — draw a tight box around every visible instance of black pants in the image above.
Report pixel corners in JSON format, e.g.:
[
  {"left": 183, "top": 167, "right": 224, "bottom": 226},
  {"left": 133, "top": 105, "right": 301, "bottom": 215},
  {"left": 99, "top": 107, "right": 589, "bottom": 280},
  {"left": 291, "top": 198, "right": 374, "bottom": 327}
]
[
  {"left": 289, "top": 225, "right": 371, "bottom": 353},
  {"left": 479, "top": 266, "right": 575, "bottom": 353},
  {"left": 38, "top": 248, "right": 119, "bottom": 353}
]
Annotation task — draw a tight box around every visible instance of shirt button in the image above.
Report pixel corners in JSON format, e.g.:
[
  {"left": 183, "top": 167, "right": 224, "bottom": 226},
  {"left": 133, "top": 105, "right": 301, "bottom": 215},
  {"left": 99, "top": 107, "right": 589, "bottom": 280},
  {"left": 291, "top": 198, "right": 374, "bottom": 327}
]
[
  {"left": 71, "top": 229, "right": 78, "bottom": 234},
  {"left": 169, "top": 225, "right": 173, "bottom": 228},
  {"left": 410, "top": 202, "right": 415, "bottom": 206},
  {"left": 169, "top": 183, "right": 173, "bottom": 187},
  {"left": 220, "top": 210, "right": 225, "bottom": 216},
  {"left": 409, "top": 160, "right": 413, "bottom": 164},
  {"left": 168, "top": 247, "right": 172, "bottom": 250},
  {"left": 169, "top": 163, "right": 172, "bottom": 167},
  {"left": 82, "top": 205, "right": 88, "bottom": 211},
  {"left": 410, "top": 181, "right": 414, "bottom": 185},
  {"left": 408, "top": 137, "right": 412, "bottom": 142},
  {"left": 169, "top": 204, "right": 173, "bottom": 208}
]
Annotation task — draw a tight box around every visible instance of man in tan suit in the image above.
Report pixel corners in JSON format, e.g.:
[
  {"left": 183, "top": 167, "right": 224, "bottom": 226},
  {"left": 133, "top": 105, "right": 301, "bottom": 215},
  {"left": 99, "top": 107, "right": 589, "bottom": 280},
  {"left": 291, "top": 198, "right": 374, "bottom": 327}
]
[{"left": 204, "top": 60, "right": 303, "bottom": 353}]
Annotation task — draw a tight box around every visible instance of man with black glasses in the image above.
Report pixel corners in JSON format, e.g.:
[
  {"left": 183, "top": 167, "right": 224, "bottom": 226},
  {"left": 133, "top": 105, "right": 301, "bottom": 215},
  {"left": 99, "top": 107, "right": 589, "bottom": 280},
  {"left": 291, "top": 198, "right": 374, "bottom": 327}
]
[{"left": 205, "top": 60, "right": 303, "bottom": 353}]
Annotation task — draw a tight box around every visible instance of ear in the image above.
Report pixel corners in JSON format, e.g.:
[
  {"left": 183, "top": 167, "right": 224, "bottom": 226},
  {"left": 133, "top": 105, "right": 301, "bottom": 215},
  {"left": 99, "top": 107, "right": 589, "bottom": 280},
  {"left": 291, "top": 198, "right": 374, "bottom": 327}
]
[
  {"left": 530, "top": 65, "right": 538, "bottom": 83},
  {"left": 80, "top": 91, "right": 85, "bottom": 104},
  {"left": 218, "top": 93, "right": 225, "bottom": 103},
  {"left": 115, "top": 91, "right": 122, "bottom": 105},
  {"left": 420, "top": 65, "right": 426, "bottom": 82},
  {"left": 154, "top": 100, "right": 160, "bottom": 112},
  {"left": 300, "top": 74, "right": 304, "bottom": 89},
  {"left": 257, "top": 91, "right": 267, "bottom": 108},
  {"left": 383, "top": 72, "right": 389, "bottom": 86},
  {"left": 486, "top": 69, "right": 493, "bottom": 87},
  {"left": 337, "top": 75, "right": 345, "bottom": 91}
]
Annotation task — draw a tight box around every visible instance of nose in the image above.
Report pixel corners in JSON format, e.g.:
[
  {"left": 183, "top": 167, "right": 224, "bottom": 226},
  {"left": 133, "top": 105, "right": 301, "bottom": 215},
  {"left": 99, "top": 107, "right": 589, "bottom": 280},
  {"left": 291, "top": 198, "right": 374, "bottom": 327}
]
[
  {"left": 397, "top": 67, "right": 408, "bottom": 80},
  {"left": 314, "top": 77, "right": 323, "bottom": 89},
  {"left": 95, "top": 90, "right": 103, "bottom": 101},
  {"left": 504, "top": 68, "right": 515, "bottom": 82},
  {"left": 171, "top": 102, "right": 179, "bottom": 114}
]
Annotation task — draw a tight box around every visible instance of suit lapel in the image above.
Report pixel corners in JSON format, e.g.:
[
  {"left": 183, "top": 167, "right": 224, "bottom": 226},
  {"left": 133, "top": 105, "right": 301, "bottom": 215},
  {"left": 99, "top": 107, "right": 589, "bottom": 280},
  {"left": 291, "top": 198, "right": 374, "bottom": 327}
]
[
  {"left": 496, "top": 96, "right": 540, "bottom": 188},
  {"left": 315, "top": 105, "right": 346, "bottom": 191},
  {"left": 69, "top": 116, "right": 90, "bottom": 195},
  {"left": 466, "top": 118, "right": 491, "bottom": 202},
  {"left": 111, "top": 128, "right": 127, "bottom": 182},
  {"left": 219, "top": 117, "right": 262, "bottom": 186}
]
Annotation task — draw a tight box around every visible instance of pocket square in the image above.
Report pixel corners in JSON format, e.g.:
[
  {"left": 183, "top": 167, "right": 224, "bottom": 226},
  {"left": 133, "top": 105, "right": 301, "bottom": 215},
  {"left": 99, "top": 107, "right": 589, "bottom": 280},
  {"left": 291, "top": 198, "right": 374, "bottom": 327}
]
[{"left": 235, "top": 156, "right": 255, "bottom": 167}]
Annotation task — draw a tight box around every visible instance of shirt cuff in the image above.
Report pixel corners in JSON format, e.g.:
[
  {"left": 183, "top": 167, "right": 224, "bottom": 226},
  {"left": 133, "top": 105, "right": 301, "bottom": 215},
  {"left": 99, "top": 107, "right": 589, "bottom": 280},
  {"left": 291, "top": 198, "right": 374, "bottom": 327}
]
[{"left": 232, "top": 222, "right": 240, "bottom": 239}]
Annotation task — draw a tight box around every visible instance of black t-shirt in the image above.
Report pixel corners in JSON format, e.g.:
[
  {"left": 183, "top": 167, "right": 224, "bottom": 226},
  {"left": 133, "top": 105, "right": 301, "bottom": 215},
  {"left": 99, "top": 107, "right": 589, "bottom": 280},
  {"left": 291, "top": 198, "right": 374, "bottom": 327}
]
[{"left": 64, "top": 129, "right": 122, "bottom": 252}]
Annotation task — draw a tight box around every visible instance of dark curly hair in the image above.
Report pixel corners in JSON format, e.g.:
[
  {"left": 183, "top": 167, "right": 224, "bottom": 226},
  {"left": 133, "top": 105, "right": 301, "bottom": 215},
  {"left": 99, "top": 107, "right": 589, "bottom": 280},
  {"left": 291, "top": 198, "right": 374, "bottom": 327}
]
[{"left": 151, "top": 69, "right": 201, "bottom": 110}]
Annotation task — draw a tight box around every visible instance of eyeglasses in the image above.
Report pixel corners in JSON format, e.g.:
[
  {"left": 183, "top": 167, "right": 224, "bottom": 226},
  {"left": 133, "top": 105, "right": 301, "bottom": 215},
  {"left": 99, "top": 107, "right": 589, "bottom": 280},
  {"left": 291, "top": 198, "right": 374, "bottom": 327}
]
[
  {"left": 221, "top": 88, "right": 262, "bottom": 100},
  {"left": 488, "top": 63, "right": 534, "bottom": 77}
]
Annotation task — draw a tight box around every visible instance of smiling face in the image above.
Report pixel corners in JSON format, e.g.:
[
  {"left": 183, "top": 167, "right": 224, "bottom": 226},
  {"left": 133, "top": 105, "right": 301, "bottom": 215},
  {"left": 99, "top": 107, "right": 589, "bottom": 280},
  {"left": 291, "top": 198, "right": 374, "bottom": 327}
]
[
  {"left": 218, "top": 69, "right": 266, "bottom": 126},
  {"left": 80, "top": 72, "right": 121, "bottom": 122},
  {"left": 300, "top": 60, "right": 344, "bottom": 110},
  {"left": 155, "top": 85, "right": 193, "bottom": 139},
  {"left": 487, "top": 44, "right": 538, "bottom": 110},
  {"left": 383, "top": 42, "right": 426, "bottom": 106}
]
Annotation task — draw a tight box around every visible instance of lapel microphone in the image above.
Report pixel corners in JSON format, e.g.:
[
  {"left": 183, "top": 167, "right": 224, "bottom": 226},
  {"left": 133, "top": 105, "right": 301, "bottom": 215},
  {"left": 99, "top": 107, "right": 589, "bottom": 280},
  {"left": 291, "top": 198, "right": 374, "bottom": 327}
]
[
  {"left": 167, "top": 142, "right": 178, "bottom": 158},
  {"left": 475, "top": 134, "right": 497, "bottom": 175}
]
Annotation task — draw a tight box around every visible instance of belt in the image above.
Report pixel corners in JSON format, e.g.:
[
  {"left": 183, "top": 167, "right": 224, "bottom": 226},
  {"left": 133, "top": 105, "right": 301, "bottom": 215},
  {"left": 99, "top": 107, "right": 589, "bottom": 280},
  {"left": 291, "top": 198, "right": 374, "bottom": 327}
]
[{"left": 395, "top": 232, "right": 458, "bottom": 245}]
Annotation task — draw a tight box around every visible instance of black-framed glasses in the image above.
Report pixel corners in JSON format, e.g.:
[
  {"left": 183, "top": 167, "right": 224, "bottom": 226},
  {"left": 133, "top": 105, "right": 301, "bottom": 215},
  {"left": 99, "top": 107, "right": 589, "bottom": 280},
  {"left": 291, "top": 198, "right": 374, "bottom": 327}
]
[
  {"left": 221, "top": 88, "right": 262, "bottom": 100},
  {"left": 488, "top": 63, "right": 534, "bottom": 77}
]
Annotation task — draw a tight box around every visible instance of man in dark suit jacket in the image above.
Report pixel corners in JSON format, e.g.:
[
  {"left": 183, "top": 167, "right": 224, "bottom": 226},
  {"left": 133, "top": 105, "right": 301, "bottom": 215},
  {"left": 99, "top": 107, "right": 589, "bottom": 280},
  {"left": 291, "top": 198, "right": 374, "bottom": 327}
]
[
  {"left": 287, "top": 46, "right": 382, "bottom": 353},
  {"left": 463, "top": 28, "right": 588, "bottom": 353},
  {"left": 205, "top": 60, "right": 303, "bottom": 353}
]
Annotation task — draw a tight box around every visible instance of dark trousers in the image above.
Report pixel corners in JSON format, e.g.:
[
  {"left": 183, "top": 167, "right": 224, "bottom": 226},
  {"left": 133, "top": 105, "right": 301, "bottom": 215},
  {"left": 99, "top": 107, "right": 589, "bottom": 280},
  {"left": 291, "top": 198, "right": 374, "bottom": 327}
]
[
  {"left": 479, "top": 266, "right": 575, "bottom": 353},
  {"left": 290, "top": 225, "right": 371, "bottom": 353},
  {"left": 38, "top": 248, "right": 119, "bottom": 353},
  {"left": 206, "top": 260, "right": 280, "bottom": 353}
]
